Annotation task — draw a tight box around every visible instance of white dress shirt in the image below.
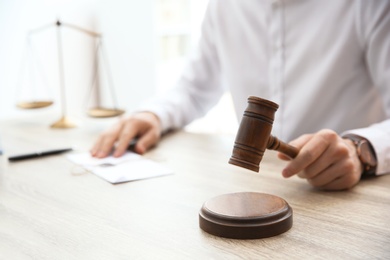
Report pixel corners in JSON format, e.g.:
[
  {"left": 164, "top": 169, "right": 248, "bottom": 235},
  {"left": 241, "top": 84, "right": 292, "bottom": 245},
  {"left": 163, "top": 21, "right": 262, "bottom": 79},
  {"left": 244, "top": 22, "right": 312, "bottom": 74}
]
[{"left": 140, "top": 0, "right": 390, "bottom": 175}]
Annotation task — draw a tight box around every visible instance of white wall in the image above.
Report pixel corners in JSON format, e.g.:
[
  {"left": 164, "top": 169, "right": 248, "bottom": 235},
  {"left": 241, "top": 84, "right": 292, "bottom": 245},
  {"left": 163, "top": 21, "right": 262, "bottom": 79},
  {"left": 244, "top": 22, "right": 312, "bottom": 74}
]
[{"left": 0, "top": 0, "right": 156, "bottom": 120}]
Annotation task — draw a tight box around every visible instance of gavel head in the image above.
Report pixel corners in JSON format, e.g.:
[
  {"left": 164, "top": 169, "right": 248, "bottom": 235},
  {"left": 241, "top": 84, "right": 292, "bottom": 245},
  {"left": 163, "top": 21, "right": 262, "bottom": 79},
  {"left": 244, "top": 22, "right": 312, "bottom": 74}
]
[{"left": 229, "top": 96, "right": 279, "bottom": 172}]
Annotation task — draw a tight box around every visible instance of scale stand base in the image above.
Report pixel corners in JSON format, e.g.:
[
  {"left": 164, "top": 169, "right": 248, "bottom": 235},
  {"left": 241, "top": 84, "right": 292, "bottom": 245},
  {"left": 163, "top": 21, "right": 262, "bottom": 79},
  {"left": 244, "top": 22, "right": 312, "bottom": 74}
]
[
  {"left": 199, "top": 192, "right": 293, "bottom": 239},
  {"left": 51, "top": 116, "right": 77, "bottom": 128}
]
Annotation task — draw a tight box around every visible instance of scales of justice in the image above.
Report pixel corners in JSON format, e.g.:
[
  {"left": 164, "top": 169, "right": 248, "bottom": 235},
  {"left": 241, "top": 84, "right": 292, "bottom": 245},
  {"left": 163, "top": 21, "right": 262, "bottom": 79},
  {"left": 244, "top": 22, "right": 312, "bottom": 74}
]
[{"left": 16, "top": 20, "right": 124, "bottom": 128}]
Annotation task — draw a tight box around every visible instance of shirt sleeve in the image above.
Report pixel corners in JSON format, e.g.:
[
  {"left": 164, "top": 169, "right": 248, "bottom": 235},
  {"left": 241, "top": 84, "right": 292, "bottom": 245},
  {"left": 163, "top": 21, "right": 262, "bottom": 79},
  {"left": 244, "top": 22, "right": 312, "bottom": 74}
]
[
  {"left": 343, "top": 1, "right": 390, "bottom": 175},
  {"left": 138, "top": 0, "right": 225, "bottom": 132}
]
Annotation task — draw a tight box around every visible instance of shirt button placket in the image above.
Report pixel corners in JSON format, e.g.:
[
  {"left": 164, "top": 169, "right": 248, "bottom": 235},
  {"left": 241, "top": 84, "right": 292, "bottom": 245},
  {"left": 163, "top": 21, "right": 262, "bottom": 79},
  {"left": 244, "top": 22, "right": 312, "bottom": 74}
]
[{"left": 269, "top": 0, "right": 284, "bottom": 136}]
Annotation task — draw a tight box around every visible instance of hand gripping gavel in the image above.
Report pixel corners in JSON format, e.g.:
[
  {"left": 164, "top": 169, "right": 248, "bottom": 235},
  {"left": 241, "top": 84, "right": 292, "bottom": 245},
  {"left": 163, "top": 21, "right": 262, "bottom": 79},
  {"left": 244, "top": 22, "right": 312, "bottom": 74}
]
[{"left": 229, "top": 96, "right": 299, "bottom": 172}]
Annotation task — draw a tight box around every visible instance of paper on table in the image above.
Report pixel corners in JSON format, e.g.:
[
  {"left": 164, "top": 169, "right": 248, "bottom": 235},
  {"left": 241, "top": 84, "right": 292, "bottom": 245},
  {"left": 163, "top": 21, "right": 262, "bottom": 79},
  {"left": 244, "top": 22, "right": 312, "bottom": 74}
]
[
  {"left": 68, "top": 152, "right": 142, "bottom": 167},
  {"left": 67, "top": 152, "right": 173, "bottom": 184}
]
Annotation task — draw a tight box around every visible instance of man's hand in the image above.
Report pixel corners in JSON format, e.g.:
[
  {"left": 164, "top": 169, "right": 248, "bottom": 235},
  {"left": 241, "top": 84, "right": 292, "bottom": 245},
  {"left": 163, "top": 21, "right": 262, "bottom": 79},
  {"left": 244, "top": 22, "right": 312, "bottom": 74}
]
[
  {"left": 90, "top": 112, "right": 162, "bottom": 158},
  {"left": 278, "top": 129, "right": 362, "bottom": 191}
]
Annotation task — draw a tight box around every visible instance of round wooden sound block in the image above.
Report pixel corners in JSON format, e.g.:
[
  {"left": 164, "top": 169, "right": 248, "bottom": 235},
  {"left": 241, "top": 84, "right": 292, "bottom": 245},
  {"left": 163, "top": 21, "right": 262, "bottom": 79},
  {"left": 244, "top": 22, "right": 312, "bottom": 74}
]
[{"left": 199, "top": 192, "right": 293, "bottom": 239}]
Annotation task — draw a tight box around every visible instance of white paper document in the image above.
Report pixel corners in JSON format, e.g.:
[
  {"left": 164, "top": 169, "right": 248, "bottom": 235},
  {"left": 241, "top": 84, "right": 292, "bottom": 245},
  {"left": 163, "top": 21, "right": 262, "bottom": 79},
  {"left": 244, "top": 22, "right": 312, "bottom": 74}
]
[{"left": 67, "top": 152, "right": 173, "bottom": 184}]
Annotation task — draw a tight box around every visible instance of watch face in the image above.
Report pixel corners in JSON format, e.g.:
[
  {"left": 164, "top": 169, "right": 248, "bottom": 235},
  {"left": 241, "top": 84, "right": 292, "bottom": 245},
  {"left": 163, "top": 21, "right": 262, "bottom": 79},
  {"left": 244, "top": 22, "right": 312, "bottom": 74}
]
[{"left": 357, "top": 140, "right": 377, "bottom": 167}]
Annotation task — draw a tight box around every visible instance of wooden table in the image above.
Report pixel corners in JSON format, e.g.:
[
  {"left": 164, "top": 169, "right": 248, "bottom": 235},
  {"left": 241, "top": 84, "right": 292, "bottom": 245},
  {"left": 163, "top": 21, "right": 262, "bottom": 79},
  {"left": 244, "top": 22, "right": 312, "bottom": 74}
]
[{"left": 0, "top": 116, "right": 389, "bottom": 259}]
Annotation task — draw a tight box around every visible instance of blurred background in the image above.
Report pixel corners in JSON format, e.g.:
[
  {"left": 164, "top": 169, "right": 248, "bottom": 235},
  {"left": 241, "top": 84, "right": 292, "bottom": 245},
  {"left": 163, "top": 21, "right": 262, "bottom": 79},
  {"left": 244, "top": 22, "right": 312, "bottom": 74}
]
[{"left": 0, "top": 0, "right": 237, "bottom": 133}]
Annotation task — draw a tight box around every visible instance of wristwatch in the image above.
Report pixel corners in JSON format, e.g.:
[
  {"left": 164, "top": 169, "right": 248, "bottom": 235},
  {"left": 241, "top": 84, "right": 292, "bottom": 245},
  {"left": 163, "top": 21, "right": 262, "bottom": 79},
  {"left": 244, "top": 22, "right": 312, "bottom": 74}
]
[{"left": 343, "top": 134, "right": 377, "bottom": 178}]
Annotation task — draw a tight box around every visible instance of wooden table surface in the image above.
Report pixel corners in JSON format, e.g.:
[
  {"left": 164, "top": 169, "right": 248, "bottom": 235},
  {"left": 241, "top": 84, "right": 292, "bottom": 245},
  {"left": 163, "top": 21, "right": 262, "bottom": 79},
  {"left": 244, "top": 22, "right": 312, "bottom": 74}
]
[{"left": 0, "top": 116, "right": 389, "bottom": 259}]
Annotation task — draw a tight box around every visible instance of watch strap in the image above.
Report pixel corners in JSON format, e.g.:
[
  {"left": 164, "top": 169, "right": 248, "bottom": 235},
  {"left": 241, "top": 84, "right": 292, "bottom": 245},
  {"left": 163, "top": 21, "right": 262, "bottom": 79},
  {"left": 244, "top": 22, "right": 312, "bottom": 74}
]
[{"left": 342, "top": 134, "right": 377, "bottom": 178}]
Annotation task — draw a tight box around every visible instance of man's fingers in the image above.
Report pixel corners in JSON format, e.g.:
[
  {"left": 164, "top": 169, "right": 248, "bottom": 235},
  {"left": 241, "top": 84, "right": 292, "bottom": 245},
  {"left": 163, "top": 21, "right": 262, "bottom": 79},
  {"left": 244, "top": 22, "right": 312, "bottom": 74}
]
[
  {"left": 90, "top": 112, "right": 162, "bottom": 158},
  {"left": 305, "top": 162, "right": 343, "bottom": 187},
  {"left": 302, "top": 138, "right": 350, "bottom": 179},
  {"left": 91, "top": 132, "right": 119, "bottom": 158},
  {"left": 113, "top": 121, "right": 139, "bottom": 157},
  {"left": 96, "top": 135, "right": 118, "bottom": 158},
  {"left": 318, "top": 174, "right": 358, "bottom": 191},
  {"left": 308, "top": 163, "right": 358, "bottom": 191},
  {"left": 90, "top": 121, "right": 123, "bottom": 158},
  {"left": 277, "top": 134, "right": 312, "bottom": 161},
  {"left": 90, "top": 140, "right": 101, "bottom": 156},
  {"left": 280, "top": 129, "right": 362, "bottom": 191},
  {"left": 135, "top": 129, "right": 160, "bottom": 154},
  {"left": 282, "top": 133, "right": 330, "bottom": 177},
  {"left": 288, "top": 134, "right": 313, "bottom": 150}
]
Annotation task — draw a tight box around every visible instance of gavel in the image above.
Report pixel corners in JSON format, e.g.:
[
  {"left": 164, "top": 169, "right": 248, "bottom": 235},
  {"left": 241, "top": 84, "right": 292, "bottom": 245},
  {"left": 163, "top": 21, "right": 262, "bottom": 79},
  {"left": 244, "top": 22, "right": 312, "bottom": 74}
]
[{"left": 229, "top": 96, "right": 299, "bottom": 172}]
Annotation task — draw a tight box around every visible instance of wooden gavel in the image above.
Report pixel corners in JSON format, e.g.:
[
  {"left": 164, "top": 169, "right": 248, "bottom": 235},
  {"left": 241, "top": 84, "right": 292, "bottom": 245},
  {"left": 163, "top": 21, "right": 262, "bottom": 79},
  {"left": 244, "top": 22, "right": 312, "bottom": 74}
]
[{"left": 229, "top": 96, "right": 299, "bottom": 172}]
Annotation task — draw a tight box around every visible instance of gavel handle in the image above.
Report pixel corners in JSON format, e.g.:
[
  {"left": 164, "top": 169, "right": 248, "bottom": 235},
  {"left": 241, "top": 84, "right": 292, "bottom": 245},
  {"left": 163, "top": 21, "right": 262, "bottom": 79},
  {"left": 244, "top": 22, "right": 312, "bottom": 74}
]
[{"left": 267, "top": 135, "right": 299, "bottom": 159}]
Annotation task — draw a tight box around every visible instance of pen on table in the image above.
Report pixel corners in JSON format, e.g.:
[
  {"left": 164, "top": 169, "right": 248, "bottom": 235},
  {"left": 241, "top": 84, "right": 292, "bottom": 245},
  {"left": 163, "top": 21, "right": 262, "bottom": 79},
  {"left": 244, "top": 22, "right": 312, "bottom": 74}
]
[{"left": 8, "top": 148, "right": 73, "bottom": 162}]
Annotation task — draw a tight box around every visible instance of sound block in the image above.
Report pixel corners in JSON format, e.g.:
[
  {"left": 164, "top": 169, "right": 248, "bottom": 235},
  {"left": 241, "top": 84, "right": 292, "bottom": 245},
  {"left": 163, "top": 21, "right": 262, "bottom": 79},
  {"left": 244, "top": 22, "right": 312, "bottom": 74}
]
[{"left": 199, "top": 192, "right": 292, "bottom": 239}]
